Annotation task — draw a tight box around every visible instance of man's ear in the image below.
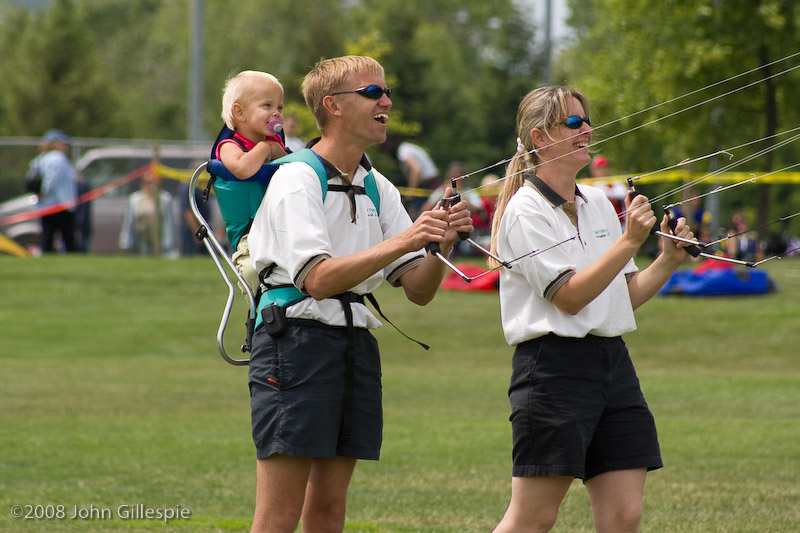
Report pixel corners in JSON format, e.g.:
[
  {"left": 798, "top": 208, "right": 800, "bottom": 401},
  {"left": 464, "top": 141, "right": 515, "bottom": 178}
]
[{"left": 321, "top": 95, "right": 344, "bottom": 118}]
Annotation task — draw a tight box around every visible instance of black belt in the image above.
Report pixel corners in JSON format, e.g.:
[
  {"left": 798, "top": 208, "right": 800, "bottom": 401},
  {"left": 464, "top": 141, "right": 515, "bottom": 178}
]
[
  {"left": 332, "top": 292, "right": 360, "bottom": 440},
  {"left": 330, "top": 291, "right": 428, "bottom": 440}
]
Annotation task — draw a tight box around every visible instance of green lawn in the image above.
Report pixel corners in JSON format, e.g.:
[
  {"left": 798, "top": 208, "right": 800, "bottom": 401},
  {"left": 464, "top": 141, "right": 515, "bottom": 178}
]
[{"left": 1, "top": 255, "right": 798, "bottom": 532}]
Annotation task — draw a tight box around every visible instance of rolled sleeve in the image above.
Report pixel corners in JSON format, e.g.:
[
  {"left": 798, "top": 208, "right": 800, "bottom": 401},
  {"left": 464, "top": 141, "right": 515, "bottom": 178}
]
[
  {"left": 252, "top": 163, "right": 333, "bottom": 286},
  {"left": 375, "top": 171, "right": 425, "bottom": 282},
  {"left": 504, "top": 210, "right": 578, "bottom": 298}
]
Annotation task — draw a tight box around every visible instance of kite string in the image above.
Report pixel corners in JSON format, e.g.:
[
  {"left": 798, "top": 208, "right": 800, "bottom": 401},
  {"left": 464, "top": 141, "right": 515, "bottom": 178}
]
[
  {"left": 483, "top": 139, "right": 800, "bottom": 269},
  {"left": 705, "top": 211, "right": 800, "bottom": 247},
  {"left": 451, "top": 53, "right": 800, "bottom": 200},
  {"left": 429, "top": 51, "right": 800, "bottom": 271},
  {"left": 643, "top": 130, "right": 800, "bottom": 208}
]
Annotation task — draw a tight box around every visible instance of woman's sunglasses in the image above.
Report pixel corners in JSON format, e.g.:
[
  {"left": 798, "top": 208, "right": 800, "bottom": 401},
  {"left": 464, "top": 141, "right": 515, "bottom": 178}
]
[
  {"left": 563, "top": 115, "right": 591, "bottom": 129},
  {"left": 331, "top": 85, "right": 393, "bottom": 100}
]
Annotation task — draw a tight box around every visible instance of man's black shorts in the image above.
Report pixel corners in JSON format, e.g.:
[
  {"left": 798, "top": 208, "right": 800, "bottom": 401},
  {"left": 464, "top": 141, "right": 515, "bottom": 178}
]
[{"left": 249, "top": 319, "right": 382, "bottom": 460}]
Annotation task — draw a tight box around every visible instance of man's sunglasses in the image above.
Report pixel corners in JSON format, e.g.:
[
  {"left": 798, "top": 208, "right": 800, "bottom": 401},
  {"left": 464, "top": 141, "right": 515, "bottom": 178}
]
[
  {"left": 331, "top": 85, "right": 392, "bottom": 100},
  {"left": 563, "top": 115, "right": 591, "bottom": 129}
]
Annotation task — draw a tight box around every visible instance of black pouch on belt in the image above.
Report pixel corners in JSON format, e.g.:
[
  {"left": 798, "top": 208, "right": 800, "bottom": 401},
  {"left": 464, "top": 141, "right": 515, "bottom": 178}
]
[{"left": 262, "top": 303, "right": 287, "bottom": 338}]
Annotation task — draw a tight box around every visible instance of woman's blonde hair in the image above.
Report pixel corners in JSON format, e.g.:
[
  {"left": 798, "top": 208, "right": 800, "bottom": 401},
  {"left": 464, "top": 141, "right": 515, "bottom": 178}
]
[
  {"left": 220, "top": 70, "right": 283, "bottom": 130},
  {"left": 488, "top": 86, "right": 589, "bottom": 268},
  {"left": 302, "top": 56, "right": 384, "bottom": 131}
]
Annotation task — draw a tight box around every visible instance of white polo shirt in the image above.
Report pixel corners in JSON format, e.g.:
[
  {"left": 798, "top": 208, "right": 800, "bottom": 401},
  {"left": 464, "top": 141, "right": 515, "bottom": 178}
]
[
  {"left": 497, "top": 174, "right": 638, "bottom": 345},
  {"left": 249, "top": 156, "right": 423, "bottom": 329},
  {"left": 398, "top": 142, "right": 439, "bottom": 183}
]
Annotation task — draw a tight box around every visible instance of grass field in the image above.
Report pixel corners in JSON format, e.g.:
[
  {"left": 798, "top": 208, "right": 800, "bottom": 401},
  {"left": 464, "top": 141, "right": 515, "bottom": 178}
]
[{"left": 1, "top": 254, "right": 799, "bottom": 532}]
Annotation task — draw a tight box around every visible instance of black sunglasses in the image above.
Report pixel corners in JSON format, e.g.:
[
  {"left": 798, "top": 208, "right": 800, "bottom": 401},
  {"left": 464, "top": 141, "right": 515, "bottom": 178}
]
[
  {"left": 331, "top": 85, "right": 392, "bottom": 100},
  {"left": 563, "top": 115, "right": 591, "bottom": 129}
]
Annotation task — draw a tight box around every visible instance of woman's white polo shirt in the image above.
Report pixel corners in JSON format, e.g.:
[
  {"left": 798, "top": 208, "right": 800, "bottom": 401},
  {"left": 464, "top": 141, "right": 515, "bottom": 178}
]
[{"left": 497, "top": 174, "right": 639, "bottom": 345}]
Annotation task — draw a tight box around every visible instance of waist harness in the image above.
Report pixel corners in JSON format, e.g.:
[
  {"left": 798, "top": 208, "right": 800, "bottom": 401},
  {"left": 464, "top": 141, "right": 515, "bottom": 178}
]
[
  {"left": 250, "top": 152, "right": 380, "bottom": 329},
  {"left": 245, "top": 153, "right": 426, "bottom": 441},
  {"left": 204, "top": 128, "right": 425, "bottom": 350}
]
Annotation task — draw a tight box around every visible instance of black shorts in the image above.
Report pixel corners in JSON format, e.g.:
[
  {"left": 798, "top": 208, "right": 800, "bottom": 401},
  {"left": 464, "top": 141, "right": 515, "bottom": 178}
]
[
  {"left": 508, "top": 334, "right": 662, "bottom": 481},
  {"left": 249, "top": 319, "right": 383, "bottom": 460}
]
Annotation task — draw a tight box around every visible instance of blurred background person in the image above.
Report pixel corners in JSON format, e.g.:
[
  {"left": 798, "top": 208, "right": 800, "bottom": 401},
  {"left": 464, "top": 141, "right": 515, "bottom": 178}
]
[
  {"left": 179, "top": 160, "right": 210, "bottom": 256},
  {"left": 282, "top": 113, "right": 306, "bottom": 153},
  {"left": 179, "top": 180, "right": 209, "bottom": 256},
  {"left": 421, "top": 162, "right": 482, "bottom": 213},
  {"left": 119, "top": 172, "right": 177, "bottom": 256},
  {"left": 478, "top": 173, "right": 502, "bottom": 234},
  {"left": 589, "top": 155, "right": 626, "bottom": 221},
  {"left": 672, "top": 188, "right": 710, "bottom": 246},
  {"left": 724, "top": 211, "right": 762, "bottom": 262},
  {"left": 73, "top": 173, "right": 92, "bottom": 253},
  {"left": 380, "top": 132, "right": 440, "bottom": 219},
  {"left": 32, "top": 129, "right": 78, "bottom": 253}
]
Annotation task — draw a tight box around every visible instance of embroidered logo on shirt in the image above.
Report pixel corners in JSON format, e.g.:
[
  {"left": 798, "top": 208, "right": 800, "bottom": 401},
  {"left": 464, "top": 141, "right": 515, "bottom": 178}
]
[
  {"left": 366, "top": 206, "right": 378, "bottom": 217},
  {"left": 594, "top": 228, "right": 610, "bottom": 239}
]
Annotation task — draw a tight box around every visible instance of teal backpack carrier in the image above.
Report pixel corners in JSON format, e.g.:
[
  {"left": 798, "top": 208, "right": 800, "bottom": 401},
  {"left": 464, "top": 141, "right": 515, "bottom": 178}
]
[
  {"left": 207, "top": 127, "right": 379, "bottom": 252},
  {"left": 187, "top": 130, "right": 427, "bottom": 367},
  {"left": 205, "top": 127, "right": 381, "bottom": 345}
]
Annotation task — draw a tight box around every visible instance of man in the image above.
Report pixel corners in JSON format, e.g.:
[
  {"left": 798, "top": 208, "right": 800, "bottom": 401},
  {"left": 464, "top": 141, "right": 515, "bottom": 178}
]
[
  {"left": 380, "top": 132, "right": 440, "bottom": 219},
  {"left": 34, "top": 129, "right": 78, "bottom": 252},
  {"left": 282, "top": 113, "right": 306, "bottom": 153},
  {"left": 247, "top": 56, "right": 472, "bottom": 532}
]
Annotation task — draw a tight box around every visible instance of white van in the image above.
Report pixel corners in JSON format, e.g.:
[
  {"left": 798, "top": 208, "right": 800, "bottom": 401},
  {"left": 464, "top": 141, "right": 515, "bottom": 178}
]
[{"left": 0, "top": 144, "right": 220, "bottom": 255}]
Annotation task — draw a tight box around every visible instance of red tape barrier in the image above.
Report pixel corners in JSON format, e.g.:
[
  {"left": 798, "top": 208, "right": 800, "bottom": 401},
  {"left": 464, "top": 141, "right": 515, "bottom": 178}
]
[{"left": 0, "top": 164, "right": 153, "bottom": 226}]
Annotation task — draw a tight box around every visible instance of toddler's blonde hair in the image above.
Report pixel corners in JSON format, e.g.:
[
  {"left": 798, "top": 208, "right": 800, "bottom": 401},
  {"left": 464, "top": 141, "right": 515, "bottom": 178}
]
[{"left": 221, "top": 70, "right": 283, "bottom": 130}]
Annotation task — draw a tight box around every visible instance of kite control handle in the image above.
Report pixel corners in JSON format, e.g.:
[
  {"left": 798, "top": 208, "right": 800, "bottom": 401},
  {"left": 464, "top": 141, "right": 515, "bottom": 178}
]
[
  {"left": 425, "top": 184, "right": 473, "bottom": 255},
  {"left": 448, "top": 190, "right": 471, "bottom": 241},
  {"left": 626, "top": 178, "right": 701, "bottom": 257},
  {"left": 667, "top": 217, "right": 702, "bottom": 258},
  {"left": 626, "top": 180, "right": 658, "bottom": 236},
  {"left": 426, "top": 189, "right": 453, "bottom": 256}
]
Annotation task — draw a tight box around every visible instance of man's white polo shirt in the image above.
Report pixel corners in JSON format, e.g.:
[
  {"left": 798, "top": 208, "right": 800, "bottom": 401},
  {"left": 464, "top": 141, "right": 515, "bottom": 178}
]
[
  {"left": 497, "top": 174, "right": 639, "bottom": 345},
  {"left": 249, "top": 158, "right": 423, "bottom": 329}
]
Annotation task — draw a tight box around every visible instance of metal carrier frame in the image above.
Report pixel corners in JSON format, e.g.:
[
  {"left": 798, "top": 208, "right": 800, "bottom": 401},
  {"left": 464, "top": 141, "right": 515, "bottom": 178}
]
[{"left": 187, "top": 161, "right": 252, "bottom": 366}]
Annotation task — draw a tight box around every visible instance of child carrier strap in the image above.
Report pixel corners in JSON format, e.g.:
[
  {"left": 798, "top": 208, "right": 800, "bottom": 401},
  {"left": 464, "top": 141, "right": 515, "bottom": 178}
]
[
  {"left": 330, "top": 291, "right": 428, "bottom": 443},
  {"left": 208, "top": 145, "right": 380, "bottom": 250},
  {"left": 252, "top": 150, "right": 382, "bottom": 329},
  {"left": 278, "top": 149, "right": 381, "bottom": 215}
]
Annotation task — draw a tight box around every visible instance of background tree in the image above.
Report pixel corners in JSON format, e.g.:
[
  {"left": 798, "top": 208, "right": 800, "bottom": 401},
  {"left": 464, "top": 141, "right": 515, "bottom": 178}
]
[
  {"left": 12, "top": 0, "right": 799, "bottom": 247},
  {"left": 81, "top": 0, "right": 188, "bottom": 139},
  {"left": 0, "top": 0, "right": 126, "bottom": 137},
  {"left": 0, "top": 0, "right": 130, "bottom": 190},
  {"left": 357, "top": 0, "right": 539, "bottom": 184},
  {"left": 0, "top": 0, "right": 543, "bottom": 192},
  {"left": 561, "top": 0, "right": 800, "bottom": 240}
]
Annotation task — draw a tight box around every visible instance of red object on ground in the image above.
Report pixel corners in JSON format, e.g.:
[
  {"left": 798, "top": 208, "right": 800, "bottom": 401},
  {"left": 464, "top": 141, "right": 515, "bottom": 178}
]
[{"left": 441, "top": 264, "right": 499, "bottom": 292}]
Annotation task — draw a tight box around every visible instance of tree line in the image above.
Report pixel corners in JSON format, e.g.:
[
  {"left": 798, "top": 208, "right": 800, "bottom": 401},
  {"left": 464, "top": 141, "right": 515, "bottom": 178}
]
[
  {"left": 2, "top": 0, "right": 798, "bottom": 239},
  {"left": 0, "top": 0, "right": 541, "bottom": 185}
]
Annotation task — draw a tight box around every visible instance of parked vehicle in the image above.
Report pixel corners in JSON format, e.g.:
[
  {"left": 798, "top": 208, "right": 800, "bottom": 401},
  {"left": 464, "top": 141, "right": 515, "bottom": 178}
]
[
  {"left": 0, "top": 193, "right": 40, "bottom": 252},
  {"left": 0, "top": 144, "right": 221, "bottom": 255}
]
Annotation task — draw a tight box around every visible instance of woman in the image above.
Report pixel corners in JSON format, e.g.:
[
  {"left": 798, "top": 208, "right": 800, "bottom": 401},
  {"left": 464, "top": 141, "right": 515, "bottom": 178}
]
[{"left": 489, "top": 87, "right": 695, "bottom": 532}]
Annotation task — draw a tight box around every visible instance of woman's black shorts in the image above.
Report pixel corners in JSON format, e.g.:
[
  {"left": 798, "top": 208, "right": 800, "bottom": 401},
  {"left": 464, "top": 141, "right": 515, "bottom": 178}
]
[{"left": 508, "top": 334, "right": 662, "bottom": 481}]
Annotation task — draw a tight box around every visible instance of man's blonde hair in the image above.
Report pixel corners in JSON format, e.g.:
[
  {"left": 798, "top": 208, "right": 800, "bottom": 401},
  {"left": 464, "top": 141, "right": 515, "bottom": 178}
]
[
  {"left": 221, "top": 70, "right": 283, "bottom": 130},
  {"left": 302, "top": 56, "right": 384, "bottom": 131}
]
